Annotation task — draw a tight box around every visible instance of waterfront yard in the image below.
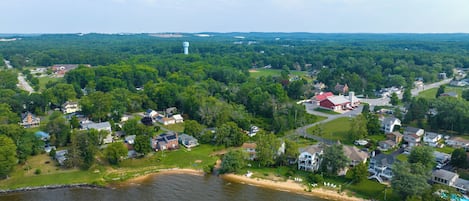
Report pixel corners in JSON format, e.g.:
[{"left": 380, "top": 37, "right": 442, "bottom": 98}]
[
  {"left": 307, "top": 117, "right": 353, "bottom": 144},
  {"left": 0, "top": 144, "right": 220, "bottom": 189}
]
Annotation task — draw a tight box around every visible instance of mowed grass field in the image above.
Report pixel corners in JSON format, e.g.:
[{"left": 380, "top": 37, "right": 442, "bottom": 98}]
[
  {"left": 249, "top": 68, "right": 310, "bottom": 79},
  {"left": 307, "top": 117, "right": 353, "bottom": 144},
  {"left": 0, "top": 144, "right": 220, "bottom": 189},
  {"left": 417, "top": 85, "right": 467, "bottom": 99},
  {"left": 38, "top": 76, "right": 61, "bottom": 91}
]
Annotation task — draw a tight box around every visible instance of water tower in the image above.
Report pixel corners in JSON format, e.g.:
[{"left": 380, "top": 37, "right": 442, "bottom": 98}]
[{"left": 183, "top": 41, "right": 189, "bottom": 55}]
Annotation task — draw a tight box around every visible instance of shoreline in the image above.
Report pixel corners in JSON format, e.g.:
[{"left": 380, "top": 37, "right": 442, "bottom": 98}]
[
  {"left": 0, "top": 169, "right": 367, "bottom": 201},
  {"left": 221, "top": 173, "right": 368, "bottom": 201},
  {"left": 0, "top": 184, "right": 105, "bottom": 194},
  {"left": 110, "top": 168, "right": 205, "bottom": 187}
]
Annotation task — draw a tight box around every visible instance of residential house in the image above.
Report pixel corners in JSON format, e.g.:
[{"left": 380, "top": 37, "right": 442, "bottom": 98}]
[
  {"left": 403, "top": 134, "right": 422, "bottom": 147},
  {"left": 158, "top": 116, "right": 176, "bottom": 125},
  {"left": 342, "top": 145, "right": 369, "bottom": 174},
  {"left": 55, "top": 150, "right": 68, "bottom": 166},
  {"left": 319, "top": 96, "right": 351, "bottom": 111},
  {"left": 144, "top": 109, "right": 158, "bottom": 118},
  {"left": 414, "top": 80, "right": 424, "bottom": 89},
  {"left": 242, "top": 142, "right": 257, "bottom": 160},
  {"left": 450, "top": 80, "right": 469, "bottom": 87},
  {"left": 368, "top": 153, "right": 396, "bottom": 183},
  {"left": 334, "top": 83, "right": 349, "bottom": 95},
  {"left": 178, "top": 134, "right": 199, "bottom": 148},
  {"left": 434, "top": 151, "right": 451, "bottom": 165},
  {"left": 423, "top": 132, "right": 442, "bottom": 147},
  {"left": 404, "top": 127, "right": 425, "bottom": 136},
  {"left": 446, "top": 137, "right": 469, "bottom": 150},
  {"left": 313, "top": 82, "right": 326, "bottom": 91},
  {"left": 125, "top": 135, "right": 136, "bottom": 145},
  {"left": 438, "top": 72, "right": 447, "bottom": 79},
  {"left": 432, "top": 169, "right": 469, "bottom": 194},
  {"left": 311, "top": 92, "right": 334, "bottom": 105},
  {"left": 378, "top": 140, "right": 397, "bottom": 151},
  {"left": 19, "top": 112, "right": 40, "bottom": 128},
  {"left": 152, "top": 132, "right": 179, "bottom": 151},
  {"left": 381, "top": 117, "right": 401, "bottom": 133},
  {"left": 403, "top": 127, "right": 424, "bottom": 147},
  {"left": 81, "top": 121, "right": 113, "bottom": 144},
  {"left": 248, "top": 125, "right": 259, "bottom": 137},
  {"left": 386, "top": 131, "right": 403, "bottom": 144},
  {"left": 298, "top": 144, "right": 324, "bottom": 172},
  {"left": 61, "top": 101, "right": 81, "bottom": 114},
  {"left": 173, "top": 114, "right": 184, "bottom": 124},
  {"left": 440, "top": 92, "right": 458, "bottom": 98}
]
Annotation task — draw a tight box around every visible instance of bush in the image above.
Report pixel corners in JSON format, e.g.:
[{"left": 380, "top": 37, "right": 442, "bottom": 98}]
[{"left": 34, "top": 169, "right": 41, "bottom": 175}]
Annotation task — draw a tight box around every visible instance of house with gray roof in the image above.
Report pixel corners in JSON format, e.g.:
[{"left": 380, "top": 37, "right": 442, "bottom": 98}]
[
  {"left": 368, "top": 153, "right": 396, "bottom": 183},
  {"left": 432, "top": 169, "right": 469, "bottom": 194},
  {"left": 81, "top": 121, "right": 113, "bottom": 144},
  {"left": 178, "top": 134, "right": 198, "bottom": 148},
  {"left": 381, "top": 117, "right": 401, "bottom": 133}
]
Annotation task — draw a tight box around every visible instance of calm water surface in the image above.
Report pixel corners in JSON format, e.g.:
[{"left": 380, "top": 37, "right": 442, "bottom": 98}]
[{"left": 0, "top": 174, "right": 326, "bottom": 201}]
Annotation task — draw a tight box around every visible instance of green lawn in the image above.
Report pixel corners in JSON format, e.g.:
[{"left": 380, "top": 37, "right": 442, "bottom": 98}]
[
  {"left": 160, "top": 123, "right": 185, "bottom": 133},
  {"left": 314, "top": 108, "right": 340, "bottom": 115},
  {"left": 417, "top": 85, "right": 466, "bottom": 99},
  {"left": 249, "top": 69, "right": 312, "bottom": 81},
  {"left": 307, "top": 117, "right": 353, "bottom": 144},
  {"left": 436, "top": 146, "right": 455, "bottom": 154},
  {"left": 396, "top": 154, "right": 408, "bottom": 162},
  {"left": 0, "top": 144, "right": 220, "bottom": 189},
  {"left": 38, "top": 76, "right": 61, "bottom": 91}
]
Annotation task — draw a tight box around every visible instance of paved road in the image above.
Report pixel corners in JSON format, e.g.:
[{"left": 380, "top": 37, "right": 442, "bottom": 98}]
[
  {"left": 360, "top": 78, "right": 453, "bottom": 107},
  {"left": 293, "top": 103, "right": 363, "bottom": 144},
  {"left": 294, "top": 78, "right": 453, "bottom": 142},
  {"left": 17, "top": 73, "right": 35, "bottom": 94}
]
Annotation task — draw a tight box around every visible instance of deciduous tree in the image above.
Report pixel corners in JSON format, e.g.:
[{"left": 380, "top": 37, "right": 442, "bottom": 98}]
[
  {"left": 0, "top": 135, "right": 17, "bottom": 179},
  {"left": 104, "top": 142, "right": 127, "bottom": 165}
]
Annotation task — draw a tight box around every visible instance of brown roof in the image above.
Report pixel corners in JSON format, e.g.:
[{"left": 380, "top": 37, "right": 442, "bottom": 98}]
[
  {"left": 387, "top": 131, "right": 403, "bottom": 138},
  {"left": 300, "top": 144, "right": 324, "bottom": 155},
  {"left": 241, "top": 142, "right": 257, "bottom": 149},
  {"left": 343, "top": 145, "right": 369, "bottom": 162}
]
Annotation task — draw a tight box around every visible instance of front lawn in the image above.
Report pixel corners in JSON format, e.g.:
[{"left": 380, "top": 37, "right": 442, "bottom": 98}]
[
  {"left": 307, "top": 117, "right": 353, "bottom": 144},
  {"left": 417, "top": 85, "right": 465, "bottom": 100}
]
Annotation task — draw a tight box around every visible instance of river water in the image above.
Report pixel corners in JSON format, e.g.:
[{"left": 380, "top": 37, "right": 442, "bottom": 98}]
[{"left": 0, "top": 174, "right": 326, "bottom": 201}]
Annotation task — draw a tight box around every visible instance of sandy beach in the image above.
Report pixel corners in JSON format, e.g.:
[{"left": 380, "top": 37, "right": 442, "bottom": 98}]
[
  {"left": 116, "top": 168, "right": 205, "bottom": 186},
  {"left": 221, "top": 174, "right": 368, "bottom": 201}
]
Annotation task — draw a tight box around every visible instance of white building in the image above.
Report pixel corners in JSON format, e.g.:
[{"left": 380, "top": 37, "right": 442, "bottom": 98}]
[
  {"left": 381, "top": 117, "right": 401, "bottom": 133},
  {"left": 61, "top": 101, "right": 81, "bottom": 114},
  {"left": 298, "top": 144, "right": 324, "bottom": 172}
]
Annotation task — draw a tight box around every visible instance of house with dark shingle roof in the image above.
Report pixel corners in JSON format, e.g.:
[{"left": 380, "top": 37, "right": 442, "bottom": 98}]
[{"left": 368, "top": 153, "right": 396, "bottom": 183}]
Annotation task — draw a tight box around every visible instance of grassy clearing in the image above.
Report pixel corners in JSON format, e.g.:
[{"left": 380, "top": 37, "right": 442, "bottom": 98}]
[
  {"left": 38, "top": 76, "right": 61, "bottom": 91},
  {"left": 0, "top": 144, "right": 220, "bottom": 189},
  {"left": 436, "top": 146, "right": 455, "bottom": 154},
  {"left": 249, "top": 69, "right": 313, "bottom": 82},
  {"left": 161, "top": 123, "right": 185, "bottom": 133},
  {"left": 307, "top": 117, "right": 353, "bottom": 144},
  {"left": 314, "top": 108, "right": 340, "bottom": 115},
  {"left": 417, "top": 85, "right": 466, "bottom": 99},
  {"left": 396, "top": 154, "right": 408, "bottom": 162}
]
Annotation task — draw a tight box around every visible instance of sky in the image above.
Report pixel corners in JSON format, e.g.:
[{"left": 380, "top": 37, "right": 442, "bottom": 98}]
[{"left": 1, "top": 0, "right": 469, "bottom": 33}]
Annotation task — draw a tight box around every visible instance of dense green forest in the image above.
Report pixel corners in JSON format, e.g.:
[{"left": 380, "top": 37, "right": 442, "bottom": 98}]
[{"left": 1, "top": 33, "right": 469, "bottom": 178}]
